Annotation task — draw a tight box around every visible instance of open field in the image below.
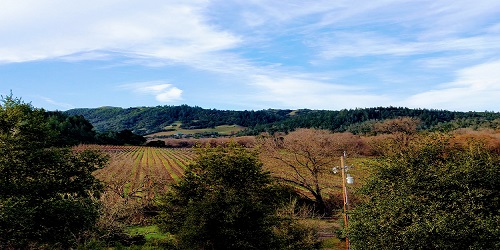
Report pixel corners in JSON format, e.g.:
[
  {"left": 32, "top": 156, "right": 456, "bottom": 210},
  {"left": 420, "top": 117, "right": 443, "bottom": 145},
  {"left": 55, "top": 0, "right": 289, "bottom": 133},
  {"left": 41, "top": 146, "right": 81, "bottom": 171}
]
[
  {"left": 75, "top": 145, "right": 196, "bottom": 198},
  {"left": 80, "top": 144, "right": 368, "bottom": 196},
  {"left": 146, "top": 122, "right": 246, "bottom": 138}
]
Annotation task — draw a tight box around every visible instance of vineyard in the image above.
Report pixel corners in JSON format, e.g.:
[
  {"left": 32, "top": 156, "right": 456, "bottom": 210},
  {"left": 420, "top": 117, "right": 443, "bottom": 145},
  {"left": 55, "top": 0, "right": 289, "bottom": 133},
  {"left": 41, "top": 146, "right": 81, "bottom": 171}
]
[{"left": 75, "top": 145, "right": 196, "bottom": 200}]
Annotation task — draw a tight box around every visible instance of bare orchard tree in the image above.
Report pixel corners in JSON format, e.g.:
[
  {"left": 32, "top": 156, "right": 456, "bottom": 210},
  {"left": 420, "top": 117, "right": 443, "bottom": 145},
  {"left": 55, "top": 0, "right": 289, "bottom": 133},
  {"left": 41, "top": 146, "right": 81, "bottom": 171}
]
[{"left": 258, "top": 129, "right": 362, "bottom": 214}]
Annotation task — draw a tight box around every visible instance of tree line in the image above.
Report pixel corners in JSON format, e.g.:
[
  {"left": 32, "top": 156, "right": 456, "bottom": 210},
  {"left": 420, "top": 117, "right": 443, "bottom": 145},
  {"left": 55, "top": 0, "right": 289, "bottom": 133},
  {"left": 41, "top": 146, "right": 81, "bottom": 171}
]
[
  {"left": 65, "top": 105, "right": 500, "bottom": 136},
  {"left": 243, "top": 107, "right": 500, "bottom": 135}
]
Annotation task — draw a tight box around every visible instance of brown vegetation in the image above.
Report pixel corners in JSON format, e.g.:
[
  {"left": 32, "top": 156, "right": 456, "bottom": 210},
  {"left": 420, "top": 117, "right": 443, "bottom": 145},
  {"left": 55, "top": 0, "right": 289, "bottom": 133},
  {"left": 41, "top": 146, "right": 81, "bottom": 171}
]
[
  {"left": 258, "top": 129, "right": 363, "bottom": 214},
  {"left": 451, "top": 128, "right": 500, "bottom": 154}
]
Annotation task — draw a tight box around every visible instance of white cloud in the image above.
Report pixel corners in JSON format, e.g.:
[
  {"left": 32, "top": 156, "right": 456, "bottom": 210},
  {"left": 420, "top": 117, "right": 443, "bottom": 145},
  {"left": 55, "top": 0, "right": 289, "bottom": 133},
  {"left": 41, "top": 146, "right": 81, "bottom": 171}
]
[
  {"left": 249, "top": 74, "right": 388, "bottom": 109},
  {"left": 122, "top": 82, "right": 183, "bottom": 103},
  {"left": 0, "top": 0, "right": 239, "bottom": 63},
  {"left": 405, "top": 60, "right": 500, "bottom": 111},
  {"left": 3, "top": 0, "right": 500, "bottom": 112}
]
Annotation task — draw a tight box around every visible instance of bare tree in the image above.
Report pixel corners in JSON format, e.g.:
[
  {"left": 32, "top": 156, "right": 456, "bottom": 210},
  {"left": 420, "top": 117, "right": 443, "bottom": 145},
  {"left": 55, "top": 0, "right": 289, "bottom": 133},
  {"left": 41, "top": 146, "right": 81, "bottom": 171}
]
[
  {"left": 368, "top": 117, "right": 422, "bottom": 156},
  {"left": 258, "top": 129, "right": 361, "bottom": 213},
  {"left": 373, "top": 117, "right": 421, "bottom": 144}
]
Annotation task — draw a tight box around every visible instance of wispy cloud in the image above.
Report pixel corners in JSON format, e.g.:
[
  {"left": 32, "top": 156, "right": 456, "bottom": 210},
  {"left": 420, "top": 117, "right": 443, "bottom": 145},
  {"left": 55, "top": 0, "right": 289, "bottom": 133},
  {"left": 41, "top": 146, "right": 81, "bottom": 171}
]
[
  {"left": 0, "top": 0, "right": 239, "bottom": 63},
  {"left": 2, "top": 1, "right": 500, "bottom": 111},
  {"left": 315, "top": 32, "right": 500, "bottom": 60},
  {"left": 405, "top": 60, "right": 500, "bottom": 111},
  {"left": 249, "top": 74, "right": 388, "bottom": 109},
  {"left": 40, "top": 97, "right": 75, "bottom": 110},
  {"left": 121, "top": 81, "right": 183, "bottom": 103}
]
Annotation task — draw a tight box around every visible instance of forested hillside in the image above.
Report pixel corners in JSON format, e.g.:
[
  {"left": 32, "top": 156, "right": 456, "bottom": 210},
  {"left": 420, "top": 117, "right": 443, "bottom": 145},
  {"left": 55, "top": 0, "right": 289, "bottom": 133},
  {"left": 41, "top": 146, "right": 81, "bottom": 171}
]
[
  {"left": 244, "top": 107, "right": 500, "bottom": 135},
  {"left": 65, "top": 106, "right": 500, "bottom": 136},
  {"left": 65, "top": 105, "right": 292, "bottom": 135}
]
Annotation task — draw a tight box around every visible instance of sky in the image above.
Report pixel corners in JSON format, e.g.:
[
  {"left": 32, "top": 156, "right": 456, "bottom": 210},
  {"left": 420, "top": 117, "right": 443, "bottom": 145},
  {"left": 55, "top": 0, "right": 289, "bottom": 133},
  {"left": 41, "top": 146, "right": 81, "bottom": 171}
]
[{"left": 1, "top": 0, "right": 500, "bottom": 112}]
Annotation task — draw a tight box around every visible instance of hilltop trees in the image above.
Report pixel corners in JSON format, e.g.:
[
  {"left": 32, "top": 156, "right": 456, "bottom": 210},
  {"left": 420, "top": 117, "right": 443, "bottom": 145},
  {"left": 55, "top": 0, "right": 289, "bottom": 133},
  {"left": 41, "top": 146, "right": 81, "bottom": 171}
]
[
  {"left": 64, "top": 105, "right": 500, "bottom": 137},
  {"left": 0, "top": 95, "right": 107, "bottom": 248},
  {"left": 349, "top": 134, "right": 500, "bottom": 249},
  {"left": 244, "top": 107, "right": 500, "bottom": 135}
]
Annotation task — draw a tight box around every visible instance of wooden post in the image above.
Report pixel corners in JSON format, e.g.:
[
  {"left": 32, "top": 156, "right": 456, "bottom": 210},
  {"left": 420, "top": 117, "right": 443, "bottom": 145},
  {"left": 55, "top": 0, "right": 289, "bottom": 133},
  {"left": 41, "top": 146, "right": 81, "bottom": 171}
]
[{"left": 341, "top": 153, "right": 350, "bottom": 250}]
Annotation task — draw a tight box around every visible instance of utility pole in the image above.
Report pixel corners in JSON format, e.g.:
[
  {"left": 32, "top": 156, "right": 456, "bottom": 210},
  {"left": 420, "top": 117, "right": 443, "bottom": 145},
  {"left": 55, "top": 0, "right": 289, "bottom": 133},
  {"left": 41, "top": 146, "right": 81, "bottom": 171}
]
[
  {"left": 341, "top": 151, "right": 350, "bottom": 250},
  {"left": 333, "top": 151, "right": 353, "bottom": 250}
]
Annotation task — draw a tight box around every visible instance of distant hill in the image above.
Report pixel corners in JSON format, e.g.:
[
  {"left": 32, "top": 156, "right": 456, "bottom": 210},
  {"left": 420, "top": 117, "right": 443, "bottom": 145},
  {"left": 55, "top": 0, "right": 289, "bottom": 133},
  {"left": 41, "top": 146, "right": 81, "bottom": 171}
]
[
  {"left": 65, "top": 105, "right": 500, "bottom": 136},
  {"left": 65, "top": 105, "right": 292, "bottom": 135}
]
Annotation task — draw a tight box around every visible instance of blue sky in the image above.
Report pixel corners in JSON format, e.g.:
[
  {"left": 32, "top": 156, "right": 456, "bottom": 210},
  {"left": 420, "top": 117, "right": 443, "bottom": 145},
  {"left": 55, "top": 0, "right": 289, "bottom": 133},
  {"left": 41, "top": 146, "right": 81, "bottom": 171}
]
[{"left": 1, "top": 0, "right": 500, "bottom": 111}]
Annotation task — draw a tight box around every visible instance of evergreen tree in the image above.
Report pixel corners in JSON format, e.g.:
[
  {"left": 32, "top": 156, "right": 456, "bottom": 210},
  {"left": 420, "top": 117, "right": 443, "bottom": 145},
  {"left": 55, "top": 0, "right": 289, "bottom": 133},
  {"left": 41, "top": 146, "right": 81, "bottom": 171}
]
[{"left": 0, "top": 95, "right": 107, "bottom": 248}]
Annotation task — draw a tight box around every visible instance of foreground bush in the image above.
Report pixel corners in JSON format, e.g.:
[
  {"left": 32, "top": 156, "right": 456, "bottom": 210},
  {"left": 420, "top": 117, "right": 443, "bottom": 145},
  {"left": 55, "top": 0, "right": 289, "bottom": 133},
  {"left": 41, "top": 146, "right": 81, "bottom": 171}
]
[
  {"left": 156, "top": 143, "right": 319, "bottom": 249},
  {"left": 349, "top": 133, "right": 500, "bottom": 249}
]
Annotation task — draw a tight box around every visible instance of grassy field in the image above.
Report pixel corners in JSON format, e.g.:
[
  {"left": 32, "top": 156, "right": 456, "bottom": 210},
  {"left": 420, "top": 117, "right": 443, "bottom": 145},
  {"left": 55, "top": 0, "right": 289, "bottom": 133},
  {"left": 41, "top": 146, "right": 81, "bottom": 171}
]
[
  {"left": 146, "top": 122, "right": 246, "bottom": 138},
  {"left": 126, "top": 225, "right": 169, "bottom": 241}
]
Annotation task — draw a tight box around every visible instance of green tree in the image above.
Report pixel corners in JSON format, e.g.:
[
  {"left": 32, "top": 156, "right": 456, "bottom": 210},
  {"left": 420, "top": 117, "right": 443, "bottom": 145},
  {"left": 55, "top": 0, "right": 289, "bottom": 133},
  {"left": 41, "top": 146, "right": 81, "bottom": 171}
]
[
  {"left": 0, "top": 95, "right": 107, "bottom": 248},
  {"left": 156, "top": 143, "right": 307, "bottom": 249},
  {"left": 46, "top": 111, "right": 97, "bottom": 146},
  {"left": 349, "top": 133, "right": 500, "bottom": 249}
]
